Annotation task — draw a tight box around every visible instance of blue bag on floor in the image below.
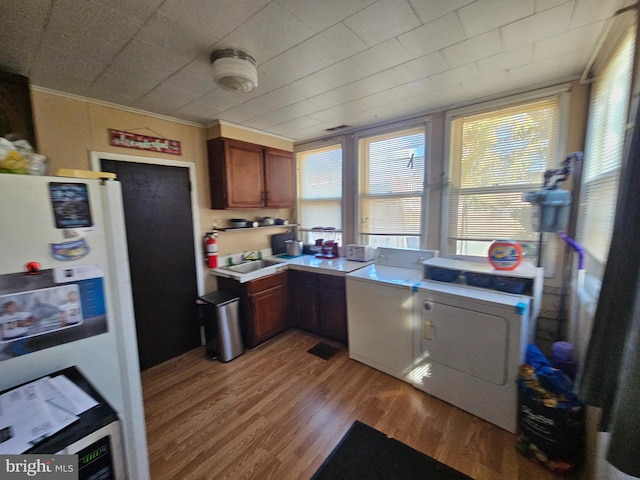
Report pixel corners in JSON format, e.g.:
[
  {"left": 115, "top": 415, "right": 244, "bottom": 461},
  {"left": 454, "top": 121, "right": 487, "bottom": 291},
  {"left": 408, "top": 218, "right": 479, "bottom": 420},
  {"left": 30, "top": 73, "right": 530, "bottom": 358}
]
[{"left": 516, "top": 344, "right": 584, "bottom": 473}]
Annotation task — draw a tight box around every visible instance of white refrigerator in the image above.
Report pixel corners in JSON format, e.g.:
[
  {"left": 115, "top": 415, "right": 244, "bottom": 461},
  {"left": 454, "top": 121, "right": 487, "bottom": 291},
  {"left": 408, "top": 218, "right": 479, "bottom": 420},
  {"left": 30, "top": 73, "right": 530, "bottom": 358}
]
[{"left": 0, "top": 173, "right": 150, "bottom": 479}]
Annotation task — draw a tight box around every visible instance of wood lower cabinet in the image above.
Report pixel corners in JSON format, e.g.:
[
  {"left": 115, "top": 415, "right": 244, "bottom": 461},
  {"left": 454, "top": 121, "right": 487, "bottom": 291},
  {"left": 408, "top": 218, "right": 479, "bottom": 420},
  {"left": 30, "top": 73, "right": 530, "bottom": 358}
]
[
  {"left": 207, "top": 137, "right": 295, "bottom": 209},
  {"left": 218, "top": 271, "right": 288, "bottom": 348},
  {"left": 289, "top": 269, "right": 348, "bottom": 344}
]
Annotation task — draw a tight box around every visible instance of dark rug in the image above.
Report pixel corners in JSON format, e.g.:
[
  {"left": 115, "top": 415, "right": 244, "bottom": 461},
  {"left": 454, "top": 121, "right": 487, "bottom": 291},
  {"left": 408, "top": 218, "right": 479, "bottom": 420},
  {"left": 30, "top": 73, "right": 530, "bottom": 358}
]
[
  {"left": 311, "top": 421, "right": 474, "bottom": 480},
  {"left": 307, "top": 341, "right": 340, "bottom": 360}
]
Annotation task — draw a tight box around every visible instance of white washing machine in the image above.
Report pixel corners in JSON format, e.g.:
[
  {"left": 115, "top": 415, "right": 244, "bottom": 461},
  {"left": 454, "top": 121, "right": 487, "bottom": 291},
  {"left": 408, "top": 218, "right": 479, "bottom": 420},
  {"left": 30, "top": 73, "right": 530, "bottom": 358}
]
[
  {"left": 346, "top": 247, "right": 438, "bottom": 381},
  {"left": 411, "top": 279, "right": 533, "bottom": 433}
]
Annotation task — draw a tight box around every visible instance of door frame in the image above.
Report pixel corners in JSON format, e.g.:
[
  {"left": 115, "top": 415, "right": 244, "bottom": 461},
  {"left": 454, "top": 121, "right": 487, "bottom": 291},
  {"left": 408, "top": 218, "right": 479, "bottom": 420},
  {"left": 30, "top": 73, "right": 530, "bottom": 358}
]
[{"left": 89, "top": 151, "right": 204, "bottom": 296}]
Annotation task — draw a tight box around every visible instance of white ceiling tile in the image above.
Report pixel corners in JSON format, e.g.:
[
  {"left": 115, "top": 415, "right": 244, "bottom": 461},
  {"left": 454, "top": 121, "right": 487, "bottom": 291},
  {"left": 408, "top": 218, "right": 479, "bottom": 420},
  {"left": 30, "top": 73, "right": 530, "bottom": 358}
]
[
  {"left": 507, "top": 55, "right": 564, "bottom": 86},
  {"left": 428, "top": 63, "right": 480, "bottom": 90},
  {"left": 534, "top": 0, "right": 573, "bottom": 13},
  {"left": 462, "top": 71, "right": 513, "bottom": 100},
  {"left": 196, "top": 88, "right": 249, "bottom": 112},
  {"left": 0, "top": 24, "right": 46, "bottom": 73},
  {"left": 457, "top": 0, "right": 534, "bottom": 37},
  {"left": 398, "top": 13, "right": 466, "bottom": 57},
  {"left": 393, "top": 52, "right": 449, "bottom": 82},
  {"left": 533, "top": 21, "right": 603, "bottom": 60},
  {"left": 420, "top": 84, "right": 467, "bottom": 110},
  {"left": 559, "top": 46, "right": 593, "bottom": 76},
  {"left": 351, "top": 39, "right": 413, "bottom": 74},
  {"left": 314, "top": 59, "right": 371, "bottom": 88},
  {"left": 29, "top": 65, "right": 93, "bottom": 95},
  {"left": 163, "top": 70, "right": 215, "bottom": 97},
  {"left": 44, "top": 0, "right": 142, "bottom": 47},
  {"left": 477, "top": 45, "right": 533, "bottom": 76},
  {"left": 132, "top": 84, "right": 201, "bottom": 115},
  {"left": 286, "top": 76, "right": 335, "bottom": 99},
  {"left": 325, "top": 69, "right": 404, "bottom": 103},
  {"left": 216, "top": 2, "right": 314, "bottom": 63},
  {"left": 218, "top": 97, "right": 281, "bottom": 124},
  {"left": 408, "top": 0, "right": 475, "bottom": 24},
  {"left": 174, "top": 101, "right": 221, "bottom": 123},
  {"left": 347, "top": 89, "right": 401, "bottom": 113},
  {"left": 258, "top": 45, "right": 329, "bottom": 91},
  {"left": 3, "top": 0, "right": 52, "bottom": 19},
  {"left": 390, "top": 77, "right": 434, "bottom": 100},
  {"left": 84, "top": 80, "right": 141, "bottom": 105},
  {"left": 31, "top": 40, "right": 113, "bottom": 81},
  {"left": 300, "top": 23, "right": 368, "bottom": 65},
  {"left": 2, "top": 0, "right": 51, "bottom": 72},
  {"left": 307, "top": 104, "right": 350, "bottom": 123},
  {"left": 136, "top": 13, "right": 211, "bottom": 58},
  {"left": 442, "top": 30, "right": 502, "bottom": 68},
  {"left": 569, "top": 0, "right": 626, "bottom": 29},
  {"left": 266, "top": 115, "right": 320, "bottom": 134},
  {"left": 278, "top": 0, "right": 376, "bottom": 33},
  {"left": 297, "top": 94, "right": 342, "bottom": 110},
  {"left": 501, "top": 2, "right": 573, "bottom": 50},
  {"left": 158, "top": 0, "right": 270, "bottom": 45},
  {"left": 99, "top": 40, "right": 191, "bottom": 97},
  {"left": 92, "top": 0, "right": 164, "bottom": 23},
  {"left": 343, "top": 0, "right": 421, "bottom": 46},
  {"left": 246, "top": 102, "right": 317, "bottom": 129}
]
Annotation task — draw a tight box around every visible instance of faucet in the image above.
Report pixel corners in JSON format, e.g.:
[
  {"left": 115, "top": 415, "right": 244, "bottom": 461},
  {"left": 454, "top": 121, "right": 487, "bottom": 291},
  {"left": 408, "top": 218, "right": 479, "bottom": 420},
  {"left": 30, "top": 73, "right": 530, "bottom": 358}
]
[{"left": 242, "top": 251, "right": 257, "bottom": 262}]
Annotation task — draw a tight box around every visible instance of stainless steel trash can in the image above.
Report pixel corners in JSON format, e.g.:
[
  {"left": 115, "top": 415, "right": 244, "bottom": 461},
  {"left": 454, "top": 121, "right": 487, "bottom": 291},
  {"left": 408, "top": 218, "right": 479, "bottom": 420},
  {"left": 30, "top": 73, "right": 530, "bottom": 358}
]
[{"left": 198, "top": 291, "right": 244, "bottom": 362}]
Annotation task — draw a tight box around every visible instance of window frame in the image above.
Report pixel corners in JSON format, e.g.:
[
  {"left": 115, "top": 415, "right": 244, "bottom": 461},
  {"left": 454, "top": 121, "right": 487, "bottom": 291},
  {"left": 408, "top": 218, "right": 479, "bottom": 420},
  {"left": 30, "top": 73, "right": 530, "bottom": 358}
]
[
  {"left": 442, "top": 84, "right": 571, "bottom": 259},
  {"left": 578, "top": 26, "right": 636, "bottom": 295},
  {"left": 295, "top": 138, "right": 345, "bottom": 244},
  {"left": 354, "top": 120, "right": 430, "bottom": 249}
]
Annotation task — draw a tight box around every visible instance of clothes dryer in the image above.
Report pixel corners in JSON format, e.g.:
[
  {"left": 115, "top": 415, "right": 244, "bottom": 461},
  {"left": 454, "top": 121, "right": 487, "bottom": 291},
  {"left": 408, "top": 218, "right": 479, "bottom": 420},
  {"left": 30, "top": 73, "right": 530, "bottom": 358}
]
[{"left": 412, "top": 280, "right": 532, "bottom": 433}]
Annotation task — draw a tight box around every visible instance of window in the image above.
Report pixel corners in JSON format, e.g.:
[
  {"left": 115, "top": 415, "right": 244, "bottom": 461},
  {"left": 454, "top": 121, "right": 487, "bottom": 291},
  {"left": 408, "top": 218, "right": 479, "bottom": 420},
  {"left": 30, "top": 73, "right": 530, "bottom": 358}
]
[
  {"left": 358, "top": 127, "right": 426, "bottom": 248},
  {"left": 296, "top": 143, "right": 343, "bottom": 244},
  {"left": 446, "top": 96, "right": 561, "bottom": 257},
  {"left": 578, "top": 28, "right": 634, "bottom": 282}
]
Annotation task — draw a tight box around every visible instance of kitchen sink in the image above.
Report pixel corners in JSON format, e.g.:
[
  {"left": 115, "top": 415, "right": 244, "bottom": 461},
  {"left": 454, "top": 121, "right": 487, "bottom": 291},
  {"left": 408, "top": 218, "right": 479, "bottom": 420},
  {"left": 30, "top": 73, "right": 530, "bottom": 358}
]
[{"left": 220, "top": 259, "right": 283, "bottom": 274}]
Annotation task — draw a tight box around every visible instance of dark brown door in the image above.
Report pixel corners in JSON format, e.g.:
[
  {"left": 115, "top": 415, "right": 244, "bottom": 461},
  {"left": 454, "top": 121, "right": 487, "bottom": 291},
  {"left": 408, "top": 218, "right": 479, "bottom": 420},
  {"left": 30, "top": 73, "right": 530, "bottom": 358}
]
[{"left": 100, "top": 159, "right": 200, "bottom": 370}]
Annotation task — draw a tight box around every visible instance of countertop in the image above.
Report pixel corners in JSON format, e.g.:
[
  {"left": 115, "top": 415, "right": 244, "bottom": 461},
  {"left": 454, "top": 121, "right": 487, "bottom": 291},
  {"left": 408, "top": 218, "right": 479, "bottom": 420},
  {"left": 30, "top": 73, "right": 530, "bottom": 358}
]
[
  {"left": 209, "top": 254, "right": 372, "bottom": 283},
  {"left": 279, "top": 254, "right": 373, "bottom": 276}
]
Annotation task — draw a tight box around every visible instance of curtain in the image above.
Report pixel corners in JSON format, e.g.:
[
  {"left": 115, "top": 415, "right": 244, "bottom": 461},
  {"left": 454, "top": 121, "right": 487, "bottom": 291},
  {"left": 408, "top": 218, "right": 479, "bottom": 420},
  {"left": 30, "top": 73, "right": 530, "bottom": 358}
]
[{"left": 578, "top": 99, "right": 640, "bottom": 476}]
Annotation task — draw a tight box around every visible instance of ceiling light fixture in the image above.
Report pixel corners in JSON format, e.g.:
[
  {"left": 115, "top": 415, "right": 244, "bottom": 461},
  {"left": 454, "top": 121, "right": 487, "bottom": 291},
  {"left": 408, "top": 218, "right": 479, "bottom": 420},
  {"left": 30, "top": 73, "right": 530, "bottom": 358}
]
[{"left": 210, "top": 49, "right": 258, "bottom": 92}]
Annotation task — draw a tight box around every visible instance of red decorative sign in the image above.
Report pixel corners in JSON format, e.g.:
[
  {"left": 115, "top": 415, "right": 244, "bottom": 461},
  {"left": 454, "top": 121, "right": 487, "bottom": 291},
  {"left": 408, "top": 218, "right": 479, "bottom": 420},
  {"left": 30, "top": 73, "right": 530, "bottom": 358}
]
[{"left": 108, "top": 129, "right": 181, "bottom": 155}]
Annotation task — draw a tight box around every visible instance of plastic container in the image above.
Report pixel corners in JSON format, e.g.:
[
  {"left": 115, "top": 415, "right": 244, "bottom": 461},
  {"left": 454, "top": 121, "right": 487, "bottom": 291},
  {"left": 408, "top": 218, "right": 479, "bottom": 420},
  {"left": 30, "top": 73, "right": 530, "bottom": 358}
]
[
  {"left": 464, "top": 271, "right": 495, "bottom": 288},
  {"left": 488, "top": 239, "right": 523, "bottom": 270},
  {"left": 493, "top": 276, "right": 532, "bottom": 294},
  {"left": 426, "top": 266, "right": 461, "bottom": 282}
]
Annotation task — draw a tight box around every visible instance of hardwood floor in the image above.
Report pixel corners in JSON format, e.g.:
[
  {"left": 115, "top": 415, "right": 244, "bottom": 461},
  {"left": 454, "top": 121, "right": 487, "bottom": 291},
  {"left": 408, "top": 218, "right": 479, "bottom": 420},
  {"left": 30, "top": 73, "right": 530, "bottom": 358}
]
[{"left": 141, "top": 329, "right": 575, "bottom": 480}]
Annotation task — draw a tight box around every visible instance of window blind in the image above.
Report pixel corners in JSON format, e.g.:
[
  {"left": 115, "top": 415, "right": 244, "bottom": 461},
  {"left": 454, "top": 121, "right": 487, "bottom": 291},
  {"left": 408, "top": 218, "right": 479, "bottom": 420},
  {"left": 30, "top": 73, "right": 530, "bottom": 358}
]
[
  {"left": 297, "top": 144, "right": 343, "bottom": 230},
  {"left": 448, "top": 97, "right": 559, "bottom": 254},
  {"left": 579, "top": 28, "right": 634, "bottom": 266},
  {"left": 358, "top": 128, "right": 425, "bottom": 244}
]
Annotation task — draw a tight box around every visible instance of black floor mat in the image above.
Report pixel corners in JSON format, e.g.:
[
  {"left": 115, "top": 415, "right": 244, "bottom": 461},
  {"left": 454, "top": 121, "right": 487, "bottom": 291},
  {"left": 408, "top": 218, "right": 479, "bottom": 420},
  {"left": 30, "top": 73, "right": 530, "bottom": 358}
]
[
  {"left": 307, "top": 341, "right": 340, "bottom": 360},
  {"left": 311, "top": 421, "right": 474, "bottom": 480}
]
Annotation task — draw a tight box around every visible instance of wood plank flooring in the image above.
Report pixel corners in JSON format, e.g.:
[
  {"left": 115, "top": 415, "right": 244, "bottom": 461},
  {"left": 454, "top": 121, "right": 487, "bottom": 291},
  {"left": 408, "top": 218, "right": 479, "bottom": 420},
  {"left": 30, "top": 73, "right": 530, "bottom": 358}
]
[{"left": 141, "top": 329, "right": 575, "bottom": 480}]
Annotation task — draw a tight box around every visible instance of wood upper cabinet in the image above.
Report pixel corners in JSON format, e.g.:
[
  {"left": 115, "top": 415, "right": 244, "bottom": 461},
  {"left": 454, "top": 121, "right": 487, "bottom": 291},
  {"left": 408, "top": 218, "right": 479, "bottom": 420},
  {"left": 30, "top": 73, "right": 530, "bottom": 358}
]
[
  {"left": 264, "top": 147, "right": 296, "bottom": 207},
  {"left": 207, "top": 138, "right": 295, "bottom": 209}
]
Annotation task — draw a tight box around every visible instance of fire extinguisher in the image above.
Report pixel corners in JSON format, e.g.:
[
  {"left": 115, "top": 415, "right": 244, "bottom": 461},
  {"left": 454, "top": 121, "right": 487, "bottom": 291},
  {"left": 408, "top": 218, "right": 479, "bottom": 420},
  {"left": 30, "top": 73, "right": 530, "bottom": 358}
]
[{"left": 205, "top": 233, "right": 218, "bottom": 269}]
